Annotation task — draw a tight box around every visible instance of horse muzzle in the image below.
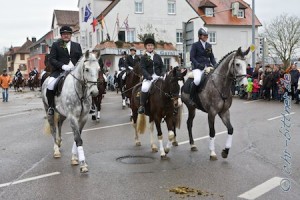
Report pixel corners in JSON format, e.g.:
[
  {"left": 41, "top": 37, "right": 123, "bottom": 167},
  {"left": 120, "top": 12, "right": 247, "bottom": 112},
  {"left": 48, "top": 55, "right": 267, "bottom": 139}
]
[{"left": 90, "top": 86, "right": 99, "bottom": 97}]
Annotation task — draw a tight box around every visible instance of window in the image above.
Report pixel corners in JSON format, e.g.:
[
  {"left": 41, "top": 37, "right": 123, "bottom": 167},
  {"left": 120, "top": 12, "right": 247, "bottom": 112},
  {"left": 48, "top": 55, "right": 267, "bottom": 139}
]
[
  {"left": 20, "top": 54, "right": 25, "bottom": 60},
  {"left": 176, "top": 31, "right": 183, "bottom": 43},
  {"left": 7, "top": 56, "right": 11, "bottom": 62},
  {"left": 135, "top": 0, "right": 143, "bottom": 13},
  {"left": 205, "top": 8, "right": 214, "bottom": 17},
  {"left": 168, "top": 1, "right": 176, "bottom": 14},
  {"left": 118, "top": 31, "right": 126, "bottom": 42},
  {"left": 96, "top": 29, "right": 100, "bottom": 44},
  {"left": 164, "top": 58, "right": 170, "bottom": 71},
  {"left": 89, "top": 32, "right": 93, "bottom": 48},
  {"left": 208, "top": 32, "right": 216, "bottom": 44},
  {"left": 81, "top": 7, "right": 84, "bottom": 22},
  {"left": 127, "top": 29, "right": 135, "bottom": 42},
  {"left": 237, "top": 9, "right": 245, "bottom": 18}
]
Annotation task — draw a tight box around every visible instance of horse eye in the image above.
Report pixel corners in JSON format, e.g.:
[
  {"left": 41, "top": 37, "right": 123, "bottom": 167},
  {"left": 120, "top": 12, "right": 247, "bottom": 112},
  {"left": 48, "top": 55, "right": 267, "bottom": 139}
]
[
  {"left": 236, "top": 63, "right": 240, "bottom": 67},
  {"left": 85, "top": 68, "right": 89, "bottom": 72}
]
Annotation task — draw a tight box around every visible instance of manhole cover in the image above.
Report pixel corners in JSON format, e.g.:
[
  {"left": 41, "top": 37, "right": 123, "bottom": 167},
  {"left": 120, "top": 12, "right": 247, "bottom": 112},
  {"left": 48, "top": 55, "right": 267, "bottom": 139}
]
[{"left": 116, "top": 155, "right": 155, "bottom": 164}]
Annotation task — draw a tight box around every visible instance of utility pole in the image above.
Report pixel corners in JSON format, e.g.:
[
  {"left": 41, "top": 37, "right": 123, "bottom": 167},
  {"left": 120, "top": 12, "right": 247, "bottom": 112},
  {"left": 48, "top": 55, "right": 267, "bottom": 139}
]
[{"left": 251, "top": 0, "right": 256, "bottom": 68}]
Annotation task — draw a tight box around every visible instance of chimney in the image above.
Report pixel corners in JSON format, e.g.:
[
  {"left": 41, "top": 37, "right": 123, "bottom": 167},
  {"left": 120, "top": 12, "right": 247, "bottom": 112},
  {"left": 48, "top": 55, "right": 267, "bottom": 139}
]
[{"left": 32, "top": 37, "right": 36, "bottom": 43}]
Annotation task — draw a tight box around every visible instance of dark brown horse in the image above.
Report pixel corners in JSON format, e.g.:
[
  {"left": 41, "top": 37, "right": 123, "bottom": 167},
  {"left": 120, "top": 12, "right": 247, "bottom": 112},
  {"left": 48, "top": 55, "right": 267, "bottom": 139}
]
[
  {"left": 12, "top": 76, "right": 24, "bottom": 92},
  {"left": 28, "top": 74, "right": 40, "bottom": 91},
  {"left": 91, "top": 70, "right": 106, "bottom": 120},
  {"left": 122, "top": 62, "right": 142, "bottom": 119},
  {"left": 131, "top": 67, "right": 187, "bottom": 158}
]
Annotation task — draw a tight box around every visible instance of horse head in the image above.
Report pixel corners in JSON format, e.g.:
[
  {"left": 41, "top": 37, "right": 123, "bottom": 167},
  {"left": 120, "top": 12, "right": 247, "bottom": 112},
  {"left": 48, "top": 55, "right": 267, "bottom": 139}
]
[
  {"left": 231, "top": 47, "right": 250, "bottom": 86},
  {"left": 165, "top": 67, "right": 187, "bottom": 108},
  {"left": 79, "top": 51, "right": 100, "bottom": 97}
]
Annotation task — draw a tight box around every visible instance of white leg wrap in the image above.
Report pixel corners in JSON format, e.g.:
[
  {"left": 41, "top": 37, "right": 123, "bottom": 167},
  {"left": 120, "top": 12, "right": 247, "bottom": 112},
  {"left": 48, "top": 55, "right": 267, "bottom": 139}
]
[
  {"left": 122, "top": 99, "right": 126, "bottom": 106},
  {"left": 209, "top": 137, "right": 215, "bottom": 151},
  {"left": 77, "top": 146, "right": 85, "bottom": 162},
  {"left": 159, "top": 139, "right": 164, "bottom": 153},
  {"left": 97, "top": 111, "right": 101, "bottom": 119},
  {"left": 225, "top": 135, "right": 233, "bottom": 149},
  {"left": 166, "top": 140, "right": 172, "bottom": 149},
  {"left": 72, "top": 142, "right": 77, "bottom": 155}
]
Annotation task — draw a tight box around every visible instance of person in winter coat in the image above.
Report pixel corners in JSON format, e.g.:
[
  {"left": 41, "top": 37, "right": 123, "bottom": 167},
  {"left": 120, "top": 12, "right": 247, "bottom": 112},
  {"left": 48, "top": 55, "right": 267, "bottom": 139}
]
[{"left": 246, "top": 78, "right": 253, "bottom": 100}]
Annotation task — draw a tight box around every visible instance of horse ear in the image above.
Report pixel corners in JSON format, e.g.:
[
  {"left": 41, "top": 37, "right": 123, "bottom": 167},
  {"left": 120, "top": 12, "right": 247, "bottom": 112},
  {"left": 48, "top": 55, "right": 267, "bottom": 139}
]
[
  {"left": 181, "top": 68, "right": 187, "bottom": 77},
  {"left": 95, "top": 51, "right": 100, "bottom": 59},
  {"left": 172, "top": 66, "right": 178, "bottom": 77},
  {"left": 85, "top": 50, "right": 90, "bottom": 59},
  {"left": 243, "top": 47, "right": 251, "bottom": 56},
  {"left": 236, "top": 47, "right": 242, "bottom": 56}
]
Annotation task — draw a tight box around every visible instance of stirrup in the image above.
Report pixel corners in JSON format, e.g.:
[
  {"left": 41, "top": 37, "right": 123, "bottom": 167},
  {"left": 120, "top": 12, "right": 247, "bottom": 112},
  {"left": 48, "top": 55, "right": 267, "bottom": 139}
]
[
  {"left": 138, "top": 106, "right": 145, "bottom": 114},
  {"left": 48, "top": 107, "right": 54, "bottom": 115}
]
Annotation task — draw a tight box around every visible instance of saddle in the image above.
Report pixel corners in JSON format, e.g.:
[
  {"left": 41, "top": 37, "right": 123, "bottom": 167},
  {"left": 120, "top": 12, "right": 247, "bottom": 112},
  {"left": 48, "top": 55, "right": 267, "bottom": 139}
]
[
  {"left": 53, "top": 71, "right": 70, "bottom": 96},
  {"left": 182, "top": 72, "right": 212, "bottom": 110}
]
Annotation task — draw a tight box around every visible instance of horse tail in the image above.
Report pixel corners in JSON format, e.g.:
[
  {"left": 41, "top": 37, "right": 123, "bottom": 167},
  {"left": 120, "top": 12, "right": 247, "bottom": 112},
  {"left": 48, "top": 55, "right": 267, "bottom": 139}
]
[
  {"left": 176, "top": 105, "right": 183, "bottom": 129},
  {"left": 137, "top": 114, "right": 146, "bottom": 134}
]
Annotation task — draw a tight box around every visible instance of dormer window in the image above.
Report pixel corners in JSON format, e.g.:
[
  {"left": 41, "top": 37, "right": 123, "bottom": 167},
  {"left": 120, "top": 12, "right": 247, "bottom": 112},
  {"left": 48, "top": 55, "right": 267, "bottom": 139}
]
[
  {"left": 205, "top": 8, "right": 214, "bottom": 17},
  {"left": 237, "top": 9, "right": 245, "bottom": 18}
]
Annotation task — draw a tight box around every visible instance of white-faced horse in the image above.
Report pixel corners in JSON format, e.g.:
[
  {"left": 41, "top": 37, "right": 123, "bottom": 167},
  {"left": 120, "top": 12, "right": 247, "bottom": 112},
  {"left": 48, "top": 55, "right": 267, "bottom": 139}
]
[
  {"left": 181, "top": 47, "right": 250, "bottom": 160},
  {"left": 42, "top": 51, "right": 99, "bottom": 173}
]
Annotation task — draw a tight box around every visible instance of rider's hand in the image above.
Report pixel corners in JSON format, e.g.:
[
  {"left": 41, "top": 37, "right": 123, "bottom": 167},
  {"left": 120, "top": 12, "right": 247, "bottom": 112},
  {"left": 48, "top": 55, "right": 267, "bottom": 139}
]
[
  {"left": 62, "top": 65, "right": 73, "bottom": 71},
  {"left": 128, "top": 66, "right": 133, "bottom": 70}
]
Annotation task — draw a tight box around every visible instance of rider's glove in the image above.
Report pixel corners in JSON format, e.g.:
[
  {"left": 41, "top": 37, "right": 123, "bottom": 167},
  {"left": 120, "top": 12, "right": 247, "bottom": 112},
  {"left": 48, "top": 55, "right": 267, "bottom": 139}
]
[{"left": 62, "top": 65, "right": 73, "bottom": 71}]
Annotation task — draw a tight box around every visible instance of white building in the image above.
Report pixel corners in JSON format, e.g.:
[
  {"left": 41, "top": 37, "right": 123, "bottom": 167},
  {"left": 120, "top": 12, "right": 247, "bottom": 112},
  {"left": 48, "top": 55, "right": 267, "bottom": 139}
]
[{"left": 76, "top": 0, "right": 261, "bottom": 72}]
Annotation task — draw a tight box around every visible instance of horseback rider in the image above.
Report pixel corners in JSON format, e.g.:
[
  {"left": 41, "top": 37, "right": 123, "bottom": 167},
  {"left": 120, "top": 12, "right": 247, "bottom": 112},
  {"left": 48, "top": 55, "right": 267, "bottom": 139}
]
[
  {"left": 126, "top": 47, "right": 140, "bottom": 69},
  {"left": 14, "top": 68, "right": 23, "bottom": 81},
  {"left": 189, "top": 27, "right": 217, "bottom": 106},
  {"left": 117, "top": 51, "right": 128, "bottom": 82},
  {"left": 98, "top": 55, "right": 107, "bottom": 93},
  {"left": 46, "top": 25, "right": 83, "bottom": 115},
  {"left": 29, "top": 67, "right": 38, "bottom": 80},
  {"left": 138, "top": 37, "right": 166, "bottom": 114}
]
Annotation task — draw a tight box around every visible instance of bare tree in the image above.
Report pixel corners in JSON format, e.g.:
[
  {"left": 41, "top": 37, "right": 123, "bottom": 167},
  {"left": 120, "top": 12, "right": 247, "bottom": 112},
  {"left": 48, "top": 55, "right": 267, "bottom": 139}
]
[{"left": 263, "top": 14, "right": 300, "bottom": 68}]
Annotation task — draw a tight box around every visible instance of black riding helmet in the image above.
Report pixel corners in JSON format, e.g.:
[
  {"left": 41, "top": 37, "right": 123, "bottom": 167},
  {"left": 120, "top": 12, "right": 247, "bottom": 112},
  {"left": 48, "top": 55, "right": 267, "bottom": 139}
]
[
  {"left": 198, "top": 28, "right": 208, "bottom": 36},
  {"left": 60, "top": 26, "right": 73, "bottom": 34},
  {"left": 144, "top": 37, "right": 155, "bottom": 46}
]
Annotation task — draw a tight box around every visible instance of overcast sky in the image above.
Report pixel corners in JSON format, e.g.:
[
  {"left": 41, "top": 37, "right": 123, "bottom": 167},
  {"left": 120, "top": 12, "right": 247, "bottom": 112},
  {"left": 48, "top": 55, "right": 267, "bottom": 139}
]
[{"left": 1, "top": 0, "right": 300, "bottom": 53}]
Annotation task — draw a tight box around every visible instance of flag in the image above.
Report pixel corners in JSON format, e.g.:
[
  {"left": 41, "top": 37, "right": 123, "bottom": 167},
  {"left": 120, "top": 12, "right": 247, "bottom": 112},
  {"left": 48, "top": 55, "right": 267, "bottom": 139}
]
[
  {"left": 84, "top": 5, "right": 92, "bottom": 22},
  {"left": 124, "top": 16, "right": 129, "bottom": 31},
  {"left": 100, "top": 15, "right": 105, "bottom": 29},
  {"left": 91, "top": 17, "right": 98, "bottom": 32}
]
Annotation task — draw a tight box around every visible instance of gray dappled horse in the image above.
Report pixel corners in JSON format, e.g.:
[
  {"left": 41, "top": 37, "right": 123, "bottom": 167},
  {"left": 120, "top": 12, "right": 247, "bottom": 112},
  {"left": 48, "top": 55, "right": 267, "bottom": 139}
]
[
  {"left": 42, "top": 51, "right": 99, "bottom": 173},
  {"left": 131, "top": 67, "right": 187, "bottom": 158},
  {"left": 181, "top": 47, "right": 250, "bottom": 160}
]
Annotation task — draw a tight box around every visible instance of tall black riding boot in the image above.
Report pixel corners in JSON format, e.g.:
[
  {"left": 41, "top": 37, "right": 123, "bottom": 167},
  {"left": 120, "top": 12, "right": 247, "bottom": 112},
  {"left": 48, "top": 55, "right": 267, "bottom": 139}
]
[
  {"left": 46, "top": 89, "right": 55, "bottom": 115},
  {"left": 189, "top": 82, "right": 197, "bottom": 106},
  {"left": 138, "top": 92, "right": 148, "bottom": 114}
]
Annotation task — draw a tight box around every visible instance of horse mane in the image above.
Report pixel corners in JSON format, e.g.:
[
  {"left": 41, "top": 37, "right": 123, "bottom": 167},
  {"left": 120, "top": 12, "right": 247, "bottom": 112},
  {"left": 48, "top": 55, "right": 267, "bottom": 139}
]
[{"left": 217, "top": 50, "right": 236, "bottom": 66}]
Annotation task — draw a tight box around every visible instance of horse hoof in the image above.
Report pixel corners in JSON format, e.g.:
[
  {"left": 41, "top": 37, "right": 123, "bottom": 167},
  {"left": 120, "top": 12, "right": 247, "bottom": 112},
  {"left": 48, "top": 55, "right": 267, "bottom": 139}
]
[
  {"left": 172, "top": 141, "right": 178, "bottom": 146},
  {"left": 221, "top": 148, "right": 229, "bottom": 158},
  {"left": 152, "top": 147, "right": 158, "bottom": 153},
  {"left": 164, "top": 148, "right": 170, "bottom": 154},
  {"left": 135, "top": 141, "right": 141, "bottom": 146},
  {"left": 53, "top": 152, "right": 61, "bottom": 158},
  {"left": 210, "top": 155, "right": 218, "bottom": 161},
  {"left": 160, "top": 155, "right": 169, "bottom": 160},
  {"left": 92, "top": 115, "right": 96, "bottom": 120},
  {"left": 80, "top": 163, "right": 89, "bottom": 173},
  {"left": 191, "top": 146, "right": 198, "bottom": 151},
  {"left": 71, "top": 159, "right": 79, "bottom": 165}
]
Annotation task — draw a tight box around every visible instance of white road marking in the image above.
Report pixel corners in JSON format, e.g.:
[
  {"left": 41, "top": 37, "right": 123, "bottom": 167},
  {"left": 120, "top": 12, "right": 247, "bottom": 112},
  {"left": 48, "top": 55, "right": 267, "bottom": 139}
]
[
  {"left": 0, "top": 172, "right": 60, "bottom": 188},
  {"left": 243, "top": 100, "right": 262, "bottom": 104},
  {"left": 0, "top": 111, "right": 30, "bottom": 119},
  {"left": 178, "top": 131, "right": 227, "bottom": 145},
  {"left": 238, "top": 177, "right": 284, "bottom": 199},
  {"left": 65, "top": 122, "right": 132, "bottom": 135},
  {"left": 267, "top": 112, "right": 295, "bottom": 121}
]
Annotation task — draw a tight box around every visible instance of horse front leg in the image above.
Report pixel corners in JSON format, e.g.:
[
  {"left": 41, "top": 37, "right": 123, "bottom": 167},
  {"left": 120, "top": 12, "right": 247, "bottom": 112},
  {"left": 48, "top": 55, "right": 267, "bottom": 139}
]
[
  {"left": 218, "top": 110, "right": 233, "bottom": 159},
  {"left": 187, "top": 107, "right": 197, "bottom": 151},
  {"left": 208, "top": 112, "right": 217, "bottom": 161},
  {"left": 47, "top": 114, "right": 60, "bottom": 158},
  {"left": 155, "top": 119, "right": 167, "bottom": 159},
  {"left": 70, "top": 117, "right": 88, "bottom": 173},
  {"left": 97, "top": 96, "right": 102, "bottom": 120},
  {"left": 164, "top": 116, "right": 176, "bottom": 154},
  {"left": 148, "top": 121, "right": 158, "bottom": 152}
]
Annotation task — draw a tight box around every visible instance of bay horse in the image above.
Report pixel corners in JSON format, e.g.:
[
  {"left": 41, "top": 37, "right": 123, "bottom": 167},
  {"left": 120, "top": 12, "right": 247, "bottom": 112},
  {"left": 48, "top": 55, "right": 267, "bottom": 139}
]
[
  {"left": 91, "top": 69, "right": 106, "bottom": 120},
  {"left": 28, "top": 73, "right": 40, "bottom": 91},
  {"left": 12, "top": 76, "right": 24, "bottom": 92},
  {"left": 131, "top": 67, "right": 187, "bottom": 158},
  {"left": 122, "top": 62, "right": 142, "bottom": 119},
  {"left": 181, "top": 47, "right": 250, "bottom": 160},
  {"left": 42, "top": 51, "right": 99, "bottom": 173}
]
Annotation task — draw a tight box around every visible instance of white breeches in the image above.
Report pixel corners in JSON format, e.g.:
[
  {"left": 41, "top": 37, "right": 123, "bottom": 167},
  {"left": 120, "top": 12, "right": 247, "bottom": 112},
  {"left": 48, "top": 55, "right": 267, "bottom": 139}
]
[
  {"left": 141, "top": 74, "right": 160, "bottom": 93},
  {"left": 47, "top": 77, "right": 58, "bottom": 90},
  {"left": 192, "top": 69, "right": 205, "bottom": 86}
]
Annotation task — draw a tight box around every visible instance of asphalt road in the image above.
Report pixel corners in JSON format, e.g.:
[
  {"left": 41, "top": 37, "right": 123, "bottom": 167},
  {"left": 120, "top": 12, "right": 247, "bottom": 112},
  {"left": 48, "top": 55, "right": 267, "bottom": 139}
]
[{"left": 0, "top": 89, "right": 299, "bottom": 200}]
